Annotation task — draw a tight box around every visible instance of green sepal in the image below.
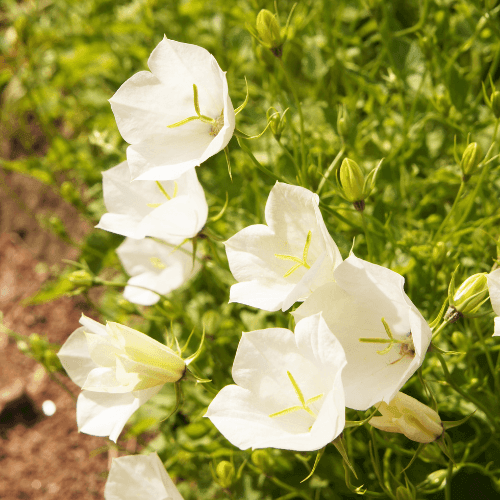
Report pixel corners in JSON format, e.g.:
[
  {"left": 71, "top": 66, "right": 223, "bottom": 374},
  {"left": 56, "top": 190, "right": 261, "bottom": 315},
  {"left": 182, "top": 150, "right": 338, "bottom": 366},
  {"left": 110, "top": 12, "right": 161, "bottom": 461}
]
[
  {"left": 442, "top": 411, "right": 476, "bottom": 430},
  {"left": 333, "top": 434, "right": 358, "bottom": 479},
  {"left": 300, "top": 446, "right": 325, "bottom": 483}
]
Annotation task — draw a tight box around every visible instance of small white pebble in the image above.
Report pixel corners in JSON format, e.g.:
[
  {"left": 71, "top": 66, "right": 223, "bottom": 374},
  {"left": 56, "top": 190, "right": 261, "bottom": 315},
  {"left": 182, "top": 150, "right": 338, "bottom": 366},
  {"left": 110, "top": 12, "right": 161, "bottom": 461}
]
[{"left": 42, "top": 400, "right": 56, "bottom": 416}]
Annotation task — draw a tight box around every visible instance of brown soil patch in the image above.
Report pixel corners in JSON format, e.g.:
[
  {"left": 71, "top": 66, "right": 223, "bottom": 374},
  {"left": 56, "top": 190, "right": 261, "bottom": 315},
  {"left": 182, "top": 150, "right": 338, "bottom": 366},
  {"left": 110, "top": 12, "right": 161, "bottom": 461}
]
[{"left": 0, "top": 171, "right": 125, "bottom": 500}]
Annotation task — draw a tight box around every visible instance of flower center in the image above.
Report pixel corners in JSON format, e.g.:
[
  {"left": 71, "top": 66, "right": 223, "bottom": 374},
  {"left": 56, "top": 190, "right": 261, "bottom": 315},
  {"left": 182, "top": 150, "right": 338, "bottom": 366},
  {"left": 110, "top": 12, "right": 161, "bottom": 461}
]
[
  {"left": 269, "top": 370, "right": 323, "bottom": 421},
  {"left": 274, "top": 230, "right": 312, "bottom": 278},
  {"left": 359, "top": 318, "right": 415, "bottom": 364},
  {"left": 210, "top": 110, "right": 224, "bottom": 137},
  {"left": 150, "top": 257, "right": 166, "bottom": 269}
]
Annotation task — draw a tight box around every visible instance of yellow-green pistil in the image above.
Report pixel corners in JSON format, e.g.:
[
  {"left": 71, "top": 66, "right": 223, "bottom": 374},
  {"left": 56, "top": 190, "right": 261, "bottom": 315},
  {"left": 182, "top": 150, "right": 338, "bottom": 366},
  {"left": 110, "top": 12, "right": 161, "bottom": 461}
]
[
  {"left": 147, "top": 181, "right": 178, "bottom": 208},
  {"left": 269, "top": 370, "right": 323, "bottom": 419},
  {"left": 274, "top": 230, "right": 312, "bottom": 278},
  {"left": 167, "top": 83, "right": 224, "bottom": 137},
  {"left": 359, "top": 318, "right": 415, "bottom": 364}
]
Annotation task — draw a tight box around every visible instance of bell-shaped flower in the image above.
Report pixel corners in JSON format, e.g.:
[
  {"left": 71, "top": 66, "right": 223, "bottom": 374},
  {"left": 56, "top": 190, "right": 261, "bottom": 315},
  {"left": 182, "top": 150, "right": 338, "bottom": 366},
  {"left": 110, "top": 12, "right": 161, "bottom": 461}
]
[
  {"left": 205, "top": 313, "right": 347, "bottom": 451},
  {"left": 109, "top": 37, "right": 235, "bottom": 181},
  {"left": 369, "top": 392, "right": 443, "bottom": 443},
  {"left": 96, "top": 162, "right": 207, "bottom": 242},
  {"left": 57, "top": 315, "right": 186, "bottom": 442},
  {"left": 487, "top": 268, "right": 500, "bottom": 336},
  {"left": 225, "top": 182, "right": 342, "bottom": 312},
  {"left": 293, "top": 254, "right": 432, "bottom": 411},
  {"left": 105, "top": 453, "right": 183, "bottom": 500},
  {"left": 117, "top": 238, "right": 201, "bottom": 306}
]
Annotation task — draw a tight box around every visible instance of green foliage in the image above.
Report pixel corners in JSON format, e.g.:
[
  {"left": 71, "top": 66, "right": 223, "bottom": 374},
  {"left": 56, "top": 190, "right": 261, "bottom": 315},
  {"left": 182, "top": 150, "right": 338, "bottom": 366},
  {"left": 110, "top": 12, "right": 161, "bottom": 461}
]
[{"left": 3, "top": 0, "right": 500, "bottom": 498}]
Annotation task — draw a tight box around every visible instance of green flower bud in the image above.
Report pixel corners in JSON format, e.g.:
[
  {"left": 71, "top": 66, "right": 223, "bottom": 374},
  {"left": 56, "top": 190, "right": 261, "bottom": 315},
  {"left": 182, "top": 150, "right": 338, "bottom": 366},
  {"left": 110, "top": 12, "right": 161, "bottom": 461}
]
[
  {"left": 432, "top": 242, "right": 446, "bottom": 265},
  {"left": 460, "top": 142, "right": 482, "bottom": 180},
  {"left": 68, "top": 270, "right": 93, "bottom": 287},
  {"left": 29, "top": 333, "right": 45, "bottom": 358},
  {"left": 256, "top": 10, "right": 282, "bottom": 57},
  {"left": 43, "top": 350, "right": 62, "bottom": 372},
  {"left": 396, "top": 486, "right": 416, "bottom": 500},
  {"left": 340, "top": 158, "right": 365, "bottom": 210},
  {"left": 267, "top": 108, "right": 286, "bottom": 141},
  {"left": 251, "top": 450, "right": 273, "bottom": 472},
  {"left": 491, "top": 90, "right": 500, "bottom": 119},
  {"left": 446, "top": 273, "right": 489, "bottom": 322},
  {"left": 216, "top": 461, "right": 235, "bottom": 488},
  {"left": 337, "top": 104, "right": 350, "bottom": 140}
]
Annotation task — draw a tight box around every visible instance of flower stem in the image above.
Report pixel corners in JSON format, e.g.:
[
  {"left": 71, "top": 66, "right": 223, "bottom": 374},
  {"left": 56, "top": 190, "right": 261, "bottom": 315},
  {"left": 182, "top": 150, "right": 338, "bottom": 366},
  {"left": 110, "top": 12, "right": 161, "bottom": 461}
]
[
  {"left": 279, "top": 59, "right": 306, "bottom": 178},
  {"left": 431, "top": 319, "right": 450, "bottom": 340},
  {"left": 445, "top": 459, "right": 453, "bottom": 500},
  {"left": 316, "top": 146, "right": 345, "bottom": 195},
  {"left": 361, "top": 212, "right": 373, "bottom": 262},
  {"left": 432, "top": 181, "right": 466, "bottom": 243}
]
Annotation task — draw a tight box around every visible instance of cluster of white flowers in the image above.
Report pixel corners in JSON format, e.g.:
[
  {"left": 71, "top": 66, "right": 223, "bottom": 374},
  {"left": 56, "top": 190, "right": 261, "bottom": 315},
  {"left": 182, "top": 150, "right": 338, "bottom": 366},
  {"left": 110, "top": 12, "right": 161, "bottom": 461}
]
[{"left": 57, "top": 37, "right": 500, "bottom": 497}]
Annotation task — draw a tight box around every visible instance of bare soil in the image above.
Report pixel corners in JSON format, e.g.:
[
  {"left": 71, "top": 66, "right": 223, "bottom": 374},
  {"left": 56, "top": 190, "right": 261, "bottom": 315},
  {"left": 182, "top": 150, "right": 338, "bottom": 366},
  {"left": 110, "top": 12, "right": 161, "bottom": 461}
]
[{"left": 0, "top": 172, "right": 126, "bottom": 500}]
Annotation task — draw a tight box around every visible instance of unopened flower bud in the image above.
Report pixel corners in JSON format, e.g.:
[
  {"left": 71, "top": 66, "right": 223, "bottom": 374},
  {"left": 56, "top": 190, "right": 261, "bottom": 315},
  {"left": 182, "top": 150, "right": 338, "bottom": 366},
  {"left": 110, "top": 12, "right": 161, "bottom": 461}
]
[
  {"left": 461, "top": 142, "right": 482, "bottom": 180},
  {"left": 491, "top": 91, "right": 500, "bottom": 119},
  {"left": 251, "top": 450, "right": 273, "bottom": 472},
  {"left": 396, "top": 486, "right": 416, "bottom": 500},
  {"left": 29, "top": 333, "right": 45, "bottom": 358},
  {"left": 267, "top": 108, "right": 286, "bottom": 141},
  {"left": 446, "top": 273, "right": 489, "bottom": 322},
  {"left": 340, "top": 158, "right": 365, "bottom": 211},
  {"left": 68, "top": 270, "right": 93, "bottom": 287},
  {"left": 369, "top": 392, "right": 443, "bottom": 443},
  {"left": 256, "top": 10, "right": 283, "bottom": 57},
  {"left": 337, "top": 104, "right": 350, "bottom": 140},
  {"left": 216, "top": 461, "right": 235, "bottom": 488}
]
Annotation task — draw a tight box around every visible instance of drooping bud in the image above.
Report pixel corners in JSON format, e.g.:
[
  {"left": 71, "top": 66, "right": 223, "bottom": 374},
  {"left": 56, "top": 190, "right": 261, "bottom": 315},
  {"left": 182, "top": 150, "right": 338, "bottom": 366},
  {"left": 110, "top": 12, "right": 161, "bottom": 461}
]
[
  {"left": 491, "top": 91, "right": 500, "bottom": 119},
  {"left": 445, "top": 273, "right": 489, "bottom": 322},
  {"left": 340, "top": 158, "right": 365, "bottom": 211},
  {"left": 215, "top": 461, "right": 235, "bottom": 488},
  {"left": 460, "top": 142, "right": 482, "bottom": 181},
  {"left": 369, "top": 392, "right": 443, "bottom": 443},
  {"left": 256, "top": 10, "right": 283, "bottom": 57}
]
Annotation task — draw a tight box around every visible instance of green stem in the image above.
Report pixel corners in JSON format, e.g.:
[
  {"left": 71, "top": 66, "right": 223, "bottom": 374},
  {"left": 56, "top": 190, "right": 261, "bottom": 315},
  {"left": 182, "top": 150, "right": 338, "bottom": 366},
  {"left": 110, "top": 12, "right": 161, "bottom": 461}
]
[
  {"left": 237, "top": 136, "right": 291, "bottom": 183},
  {"left": 435, "top": 351, "right": 497, "bottom": 429},
  {"left": 317, "top": 146, "right": 345, "bottom": 195},
  {"left": 445, "top": 459, "right": 453, "bottom": 500},
  {"left": 432, "top": 319, "right": 450, "bottom": 340},
  {"left": 361, "top": 211, "right": 373, "bottom": 262},
  {"left": 454, "top": 162, "right": 489, "bottom": 231},
  {"left": 279, "top": 59, "right": 307, "bottom": 178},
  {"left": 432, "top": 181, "right": 466, "bottom": 243},
  {"left": 474, "top": 318, "right": 500, "bottom": 395},
  {"left": 277, "top": 138, "right": 302, "bottom": 180}
]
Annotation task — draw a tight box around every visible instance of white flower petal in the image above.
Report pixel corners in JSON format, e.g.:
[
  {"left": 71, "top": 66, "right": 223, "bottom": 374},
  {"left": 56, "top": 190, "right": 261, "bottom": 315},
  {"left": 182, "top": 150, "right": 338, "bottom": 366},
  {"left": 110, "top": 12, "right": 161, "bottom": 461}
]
[
  {"left": 487, "top": 269, "right": 500, "bottom": 316},
  {"left": 294, "top": 256, "right": 432, "bottom": 411},
  {"left": 77, "top": 386, "right": 161, "bottom": 442},
  {"left": 57, "top": 327, "right": 99, "bottom": 387},
  {"left": 225, "top": 182, "right": 342, "bottom": 311},
  {"left": 117, "top": 238, "right": 200, "bottom": 306},
  {"left": 105, "top": 453, "right": 183, "bottom": 500},
  {"left": 109, "top": 38, "right": 234, "bottom": 180},
  {"left": 206, "top": 314, "right": 346, "bottom": 451}
]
